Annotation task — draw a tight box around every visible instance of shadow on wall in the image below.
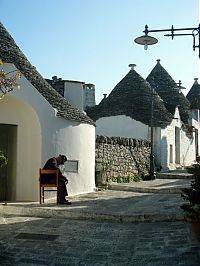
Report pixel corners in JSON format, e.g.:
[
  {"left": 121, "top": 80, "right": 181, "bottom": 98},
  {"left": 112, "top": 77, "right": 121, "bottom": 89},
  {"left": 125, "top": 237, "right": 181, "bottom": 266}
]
[{"left": 160, "top": 136, "right": 168, "bottom": 172}]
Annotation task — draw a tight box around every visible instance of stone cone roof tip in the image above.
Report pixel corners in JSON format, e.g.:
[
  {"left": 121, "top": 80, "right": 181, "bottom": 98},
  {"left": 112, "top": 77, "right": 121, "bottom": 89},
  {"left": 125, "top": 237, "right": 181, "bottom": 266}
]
[
  {"left": 186, "top": 78, "right": 200, "bottom": 109},
  {"left": 87, "top": 65, "right": 173, "bottom": 128},
  {"left": 146, "top": 60, "right": 190, "bottom": 124},
  {"left": 0, "top": 22, "right": 95, "bottom": 126}
]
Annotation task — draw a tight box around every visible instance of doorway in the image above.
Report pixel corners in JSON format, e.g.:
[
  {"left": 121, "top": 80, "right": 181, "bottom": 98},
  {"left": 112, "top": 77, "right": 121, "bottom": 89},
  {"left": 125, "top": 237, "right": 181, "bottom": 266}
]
[
  {"left": 195, "top": 129, "right": 198, "bottom": 156},
  {"left": 175, "top": 127, "right": 180, "bottom": 164},
  {"left": 0, "top": 124, "right": 17, "bottom": 201}
]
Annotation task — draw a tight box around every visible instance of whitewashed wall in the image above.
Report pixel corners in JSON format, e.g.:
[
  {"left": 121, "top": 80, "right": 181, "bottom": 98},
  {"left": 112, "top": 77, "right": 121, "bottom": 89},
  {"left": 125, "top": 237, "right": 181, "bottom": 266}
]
[
  {"left": 190, "top": 110, "right": 200, "bottom": 157},
  {"left": 154, "top": 127, "right": 161, "bottom": 170},
  {"left": 95, "top": 108, "right": 197, "bottom": 172},
  {"left": 0, "top": 95, "right": 41, "bottom": 201},
  {"left": 0, "top": 64, "right": 95, "bottom": 201},
  {"left": 160, "top": 108, "right": 196, "bottom": 171},
  {"left": 96, "top": 115, "right": 149, "bottom": 139},
  {"left": 64, "top": 81, "right": 84, "bottom": 111},
  {"left": 180, "top": 130, "right": 196, "bottom": 165}
]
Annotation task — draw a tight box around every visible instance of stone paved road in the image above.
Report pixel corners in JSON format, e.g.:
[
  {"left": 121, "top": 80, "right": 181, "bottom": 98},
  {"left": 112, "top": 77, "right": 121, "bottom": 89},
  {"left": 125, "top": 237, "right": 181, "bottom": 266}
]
[{"left": 0, "top": 215, "right": 199, "bottom": 266}]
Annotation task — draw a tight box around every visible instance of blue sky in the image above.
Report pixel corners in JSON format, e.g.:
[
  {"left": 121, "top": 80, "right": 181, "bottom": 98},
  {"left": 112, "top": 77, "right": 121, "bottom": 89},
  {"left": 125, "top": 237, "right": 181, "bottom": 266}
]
[{"left": 1, "top": 0, "right": 199, "bottom": 103}]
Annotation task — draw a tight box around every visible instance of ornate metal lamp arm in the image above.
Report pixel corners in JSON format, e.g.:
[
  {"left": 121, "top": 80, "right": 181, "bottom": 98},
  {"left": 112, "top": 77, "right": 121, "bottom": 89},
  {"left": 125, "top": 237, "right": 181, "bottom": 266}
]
[{"left": 135, "top": 24, "right": 200, "bottom": 57}]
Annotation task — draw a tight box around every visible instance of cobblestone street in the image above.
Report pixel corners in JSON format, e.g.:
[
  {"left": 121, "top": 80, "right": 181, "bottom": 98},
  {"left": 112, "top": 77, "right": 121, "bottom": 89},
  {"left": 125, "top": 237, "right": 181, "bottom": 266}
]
[{"left": 0, "top": 215, "right": 200, "bottom": 266}]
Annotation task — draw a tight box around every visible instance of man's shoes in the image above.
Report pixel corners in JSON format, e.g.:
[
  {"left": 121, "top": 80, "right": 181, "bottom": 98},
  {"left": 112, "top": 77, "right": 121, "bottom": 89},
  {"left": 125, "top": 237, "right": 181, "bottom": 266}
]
[{"left": 58, "top": 199, "right": 72, "bottom": 205}]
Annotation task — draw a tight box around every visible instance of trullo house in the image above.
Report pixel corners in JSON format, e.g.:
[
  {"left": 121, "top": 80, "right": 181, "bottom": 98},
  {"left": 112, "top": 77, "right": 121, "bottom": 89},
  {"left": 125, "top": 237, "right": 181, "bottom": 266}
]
[
  {"left": 87, "top": 61, "right": 199, "bottom": 172},
  {"left": 0, "top": 23, "right": 96, "bottom": 202}
]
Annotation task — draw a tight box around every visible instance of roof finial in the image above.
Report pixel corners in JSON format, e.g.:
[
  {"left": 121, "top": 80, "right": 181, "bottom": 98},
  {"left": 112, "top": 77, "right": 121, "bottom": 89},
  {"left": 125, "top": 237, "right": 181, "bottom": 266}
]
[
  {"left": 156, "top": 59, "right": 160, "bottom": 64},
  {"left": 194, "top": 78, "right": 198, "bottom": 83},
  {"left": 129, "top": 64, "right": 136, "bottom": 70}
]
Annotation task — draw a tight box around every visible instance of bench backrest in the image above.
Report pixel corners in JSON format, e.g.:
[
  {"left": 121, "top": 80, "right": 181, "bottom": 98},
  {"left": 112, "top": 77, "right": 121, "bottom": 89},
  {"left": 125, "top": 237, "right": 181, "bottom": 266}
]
[{"left": 39, "top": 169, "right": 59, "bottom": 185}]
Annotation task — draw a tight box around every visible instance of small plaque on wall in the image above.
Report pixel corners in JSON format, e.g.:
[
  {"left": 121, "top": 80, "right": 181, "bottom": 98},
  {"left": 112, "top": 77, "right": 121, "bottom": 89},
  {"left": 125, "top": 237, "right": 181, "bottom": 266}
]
[{"left": 64, "top": 160, "right": 78, "bottom": 173}]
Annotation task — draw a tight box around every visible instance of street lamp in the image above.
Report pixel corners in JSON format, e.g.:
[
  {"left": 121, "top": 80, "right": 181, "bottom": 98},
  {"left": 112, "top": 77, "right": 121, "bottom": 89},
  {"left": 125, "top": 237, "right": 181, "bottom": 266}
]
[
  {"left": 134, "top": 24, "right": 200, "bottom": 57},
  {"left": 175, "top": 80, "right": 186, "bottom": 94}
]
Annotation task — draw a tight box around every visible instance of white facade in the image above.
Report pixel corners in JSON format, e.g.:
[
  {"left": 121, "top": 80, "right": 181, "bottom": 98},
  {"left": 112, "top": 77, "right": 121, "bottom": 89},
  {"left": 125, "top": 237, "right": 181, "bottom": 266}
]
[
  {"left": 158, "top": 108, "right": 196, "bottom": 171},
  {"left": 49, "top": 78, "right": 96, "bottom": 112},
  {"left": 64, "top": 81, "right": 84, "bottom": 112},
  {"left": 0, "top": 64, "right": 96, "bottom": 201},
  {"left": 95, "top": 108, "right": 198, "bottom": 171},
  {"left": 96, "top": 115, "right": 149, "bottom": 139}
]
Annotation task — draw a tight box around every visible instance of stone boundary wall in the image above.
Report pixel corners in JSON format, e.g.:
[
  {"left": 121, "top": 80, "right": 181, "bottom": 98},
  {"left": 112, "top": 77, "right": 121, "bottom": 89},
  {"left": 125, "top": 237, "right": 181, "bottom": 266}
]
[{"left": 95, "top": 135, "right": 150, "bottom": 184}]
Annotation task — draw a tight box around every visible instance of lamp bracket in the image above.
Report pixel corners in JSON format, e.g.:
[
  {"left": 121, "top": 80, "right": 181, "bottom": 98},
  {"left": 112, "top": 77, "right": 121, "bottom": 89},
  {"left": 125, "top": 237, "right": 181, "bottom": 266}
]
[{"left": 137, "top": 24, "right": 200, "bottom": 58}]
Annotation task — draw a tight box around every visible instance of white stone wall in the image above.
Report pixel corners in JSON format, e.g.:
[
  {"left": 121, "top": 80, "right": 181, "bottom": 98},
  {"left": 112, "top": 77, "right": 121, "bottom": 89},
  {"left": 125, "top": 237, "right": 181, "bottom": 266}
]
[
  {"left": 0, "top": 64, "right": 95, "bottom": 201},
  {"left": 64, "top": 81, "right": 84, "bottom": 111},
  {"left": 180, "top": 130, "right": 196, "bottom": 166},
  {"left": 190, "top": 111, "right": 200, "bottom": 157},
  {"left": 154, "top": 127, "right": 161, "bottom": 170},
  {"left": 0, "top": 95, "right": 41, "bottom": 201},
  {"left": 95, "top": 108, "right": 198, "bottom": 172},
  {"left": 96, "top": 115, "right": 149, "bottom": 139},
  {"left": 160, "top": 108, "right": 196, "bottom": 171}
]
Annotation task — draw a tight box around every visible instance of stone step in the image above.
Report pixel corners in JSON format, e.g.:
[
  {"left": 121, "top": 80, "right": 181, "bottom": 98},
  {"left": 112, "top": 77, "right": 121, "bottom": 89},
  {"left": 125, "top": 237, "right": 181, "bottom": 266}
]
[
  {"left": 156, "top": 171, "right": 193, "bottom": 179},
  {"left": 108, "top": 181, "right": 190, "bottom": 194},
  {"left": 0, "top": 196, "right": 184, "bottom": 223}
]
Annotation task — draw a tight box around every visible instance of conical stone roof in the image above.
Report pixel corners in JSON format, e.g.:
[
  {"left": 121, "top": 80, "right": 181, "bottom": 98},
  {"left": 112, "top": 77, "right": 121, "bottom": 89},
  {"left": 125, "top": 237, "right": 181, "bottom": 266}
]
[
  {"left": 0, "top": 22, "right": 95, "bottom": 126},
  {"left": 186, "top": 78, "right": 200, "bottom": 109},
  {"left": 87, "top": 64, "right": 173, "bottom": 128},
  {"left": 146, "top": 59, "right": 190, "bottom": 124}
]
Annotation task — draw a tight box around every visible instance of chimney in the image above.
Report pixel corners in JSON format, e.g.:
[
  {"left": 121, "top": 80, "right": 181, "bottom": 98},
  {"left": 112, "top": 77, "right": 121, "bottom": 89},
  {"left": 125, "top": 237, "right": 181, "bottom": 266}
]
[
  {"left": 103, "top": 93, "right": 107, "bottom": 99},
  {"left": 86, "top": 83, "right": 95, "bottom": 89},
  {"left": 128, "top": 64, "right": 136, "bottom": 70},
  {"left": 52, "top": 76, "right": 57, "bottom": 82}
]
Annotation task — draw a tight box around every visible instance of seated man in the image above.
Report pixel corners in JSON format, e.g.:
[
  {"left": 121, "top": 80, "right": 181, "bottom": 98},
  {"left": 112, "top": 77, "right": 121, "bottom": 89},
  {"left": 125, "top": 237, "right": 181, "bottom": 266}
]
[{"left": 43, "top": 154, "right": 71, "bottom": 205}]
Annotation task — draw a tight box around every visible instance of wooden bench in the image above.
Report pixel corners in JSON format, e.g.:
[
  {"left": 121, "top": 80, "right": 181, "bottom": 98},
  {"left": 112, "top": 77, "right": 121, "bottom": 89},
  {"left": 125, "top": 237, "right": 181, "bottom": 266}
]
[{"left": 39, "top": 169, "right": 59, "bottom": 204}]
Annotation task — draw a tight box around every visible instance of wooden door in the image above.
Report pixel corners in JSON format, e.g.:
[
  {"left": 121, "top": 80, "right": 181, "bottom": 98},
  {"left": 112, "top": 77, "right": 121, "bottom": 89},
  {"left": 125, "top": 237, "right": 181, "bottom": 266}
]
[{"left": 0, "top": 124, "right": 17, "bottom": 201}]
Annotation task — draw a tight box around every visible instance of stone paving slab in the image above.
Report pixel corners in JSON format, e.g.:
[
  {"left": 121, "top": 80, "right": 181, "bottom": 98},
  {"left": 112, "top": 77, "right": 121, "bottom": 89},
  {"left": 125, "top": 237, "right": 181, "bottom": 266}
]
[
  {"left": 0, "top": 215, "right": 199, "bottom": 266},
  {"left": 0, "top": 190, "right": 185, "bottom": 223},
  {"left": 108, "top": 178, "right": 191, "bottom": 193},
  {"left": 156, "top": 171, "right": 193, "bottom": 179},
  {"left": 0, "top": 178, "right": 192, "bottom": 223}
]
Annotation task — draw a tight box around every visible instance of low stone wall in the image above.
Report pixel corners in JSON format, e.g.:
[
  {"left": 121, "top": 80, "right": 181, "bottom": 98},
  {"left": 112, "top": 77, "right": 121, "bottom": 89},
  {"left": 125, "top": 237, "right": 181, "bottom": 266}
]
[{"left": 95, "top": 135, "right": 150, "bottom": 186}]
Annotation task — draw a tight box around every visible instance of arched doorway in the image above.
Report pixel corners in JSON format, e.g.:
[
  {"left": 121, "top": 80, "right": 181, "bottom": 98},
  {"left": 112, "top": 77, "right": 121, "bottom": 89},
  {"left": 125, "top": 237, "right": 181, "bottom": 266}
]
[
  {"left": 175, "top": 127, "right": 181, "bottom": 164},
  {"left": 0, "top": 95, "right": 41, "bottom": 201}
]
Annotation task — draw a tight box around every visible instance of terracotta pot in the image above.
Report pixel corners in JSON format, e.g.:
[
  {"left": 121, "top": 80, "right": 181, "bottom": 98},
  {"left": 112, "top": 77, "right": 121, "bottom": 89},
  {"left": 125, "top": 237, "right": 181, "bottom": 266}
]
[{"left": 191, "top": 221, "right": 200, "bottom": 241}]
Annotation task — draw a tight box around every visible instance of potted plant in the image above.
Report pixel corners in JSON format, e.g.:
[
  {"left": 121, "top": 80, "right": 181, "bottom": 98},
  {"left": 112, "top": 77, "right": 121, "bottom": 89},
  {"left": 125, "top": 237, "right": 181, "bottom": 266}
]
[
  {"left": 181, "top": 163, "right": 200, "bottom": 241},
  {"left": 0, "top": 151, "right": 8, "bottom": 168}
]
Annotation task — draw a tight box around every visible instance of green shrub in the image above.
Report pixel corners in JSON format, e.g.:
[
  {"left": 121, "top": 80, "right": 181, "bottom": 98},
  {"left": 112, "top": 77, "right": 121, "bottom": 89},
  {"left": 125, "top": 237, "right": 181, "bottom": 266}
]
[
  {"left": 0, "top": 151, "right": 8, "bottom": 168},
  {"left": 116, "top": 175, "right": 141, "bottom": 183},
  {"left": 181, "top": 163, "right": 200, "bottom": 220}
]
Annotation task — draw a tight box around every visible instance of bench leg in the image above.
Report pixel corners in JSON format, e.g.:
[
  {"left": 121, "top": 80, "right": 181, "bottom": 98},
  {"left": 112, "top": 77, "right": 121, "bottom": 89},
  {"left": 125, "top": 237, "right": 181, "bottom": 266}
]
[
  {"left": 39, "top": 185, "right": 41, "bottom": 204},
  {"left": 42, "top": 187, "right": 44, "bottom": 203},
  {"left": 57, "top": 187, "right": 59, "bottom": 205}
]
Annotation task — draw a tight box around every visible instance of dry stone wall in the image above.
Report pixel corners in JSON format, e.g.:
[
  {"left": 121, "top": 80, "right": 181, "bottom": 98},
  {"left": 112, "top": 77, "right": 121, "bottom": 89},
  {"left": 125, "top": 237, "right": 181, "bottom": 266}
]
[{"left": 95, "top": 135, "right": 150, "bottom": 185}]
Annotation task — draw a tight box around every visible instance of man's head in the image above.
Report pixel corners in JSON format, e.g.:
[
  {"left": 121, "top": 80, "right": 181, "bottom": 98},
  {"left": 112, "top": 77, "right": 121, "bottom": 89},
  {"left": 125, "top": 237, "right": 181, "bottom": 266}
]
[{"left": 57, "top": 154, "right": 67, "bottom": 165}]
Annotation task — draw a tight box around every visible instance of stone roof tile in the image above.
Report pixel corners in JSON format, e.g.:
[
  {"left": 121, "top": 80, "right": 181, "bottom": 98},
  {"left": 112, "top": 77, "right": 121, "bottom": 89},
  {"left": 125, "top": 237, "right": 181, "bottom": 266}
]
[
  {"left": 87, "top": 64, "right": 173, "bottom": 128},
  {"left": 186, "top": 78, "right": 200, "bottom": 108},
  {"left": 0, "top": 22, "right": 95, "bottom": 126},
  {"left": 146, "top": 59, "right": 190, "bottom": 124}
]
